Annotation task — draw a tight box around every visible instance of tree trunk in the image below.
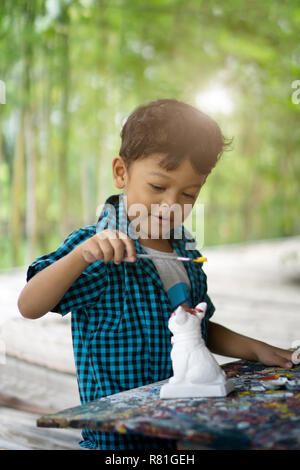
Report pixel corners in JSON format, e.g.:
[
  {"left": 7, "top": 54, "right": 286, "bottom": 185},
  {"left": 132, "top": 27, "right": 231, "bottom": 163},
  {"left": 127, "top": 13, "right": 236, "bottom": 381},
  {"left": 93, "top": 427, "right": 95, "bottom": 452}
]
[
  {"left": 0, "top": 107, "right": 3, "bottom": 220},
  {"left": 11, "top": 111, "right": 25, "bottom": 266},
  {"left": 96, "top": 0, "right": 110, "bottom": 211},
  {"left": 25, "top": 109, "right": 37, "bottom": 266},
  {"left": 58, "top": 4, "right": 71, "bottom": 239},
  {"left": 80, "top": 158, "right": 90, "bottom": 226}
]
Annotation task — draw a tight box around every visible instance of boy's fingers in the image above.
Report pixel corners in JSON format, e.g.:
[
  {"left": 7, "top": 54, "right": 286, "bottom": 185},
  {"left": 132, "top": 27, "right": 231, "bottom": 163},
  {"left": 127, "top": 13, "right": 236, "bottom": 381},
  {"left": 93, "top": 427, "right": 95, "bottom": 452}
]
[
  {"left": 83, "top": 244, "right": 104, "bottom": 262},
  {"left": 275, "top": 351, "right": 293, "bottom": 369},
  {"left": 96, "top": 229, "right": 119, "bottom": 241},
  {"left": 95, "top": 230, "right": 136, "bottom": 263},
  {"left": 82, "top": 249, "right": 98, "bottom": 263},
  {"left": 108, "top": 237, "right": 127, "bottom": 264},
  {"left": 117, "top": 231, "right": 128, "bottom": 240},
  {"left": 119, "top": 234, "right": 136, "bottom": 262},
  {"left": 98, "top": 237, "right": 114, "bottom": 262},
  {"left": 124, "top": 240, "right": 136, "bottom": 262}
]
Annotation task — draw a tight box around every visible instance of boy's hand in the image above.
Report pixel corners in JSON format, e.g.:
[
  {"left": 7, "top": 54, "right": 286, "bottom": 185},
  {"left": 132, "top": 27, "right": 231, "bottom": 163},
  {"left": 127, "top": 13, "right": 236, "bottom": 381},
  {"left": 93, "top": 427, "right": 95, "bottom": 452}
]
[
  {"left": 76, "top": 229, "right": 137, "bottom": 265},
  {"left": 254, "top": 342, "right": 294, "bottom": 369}
]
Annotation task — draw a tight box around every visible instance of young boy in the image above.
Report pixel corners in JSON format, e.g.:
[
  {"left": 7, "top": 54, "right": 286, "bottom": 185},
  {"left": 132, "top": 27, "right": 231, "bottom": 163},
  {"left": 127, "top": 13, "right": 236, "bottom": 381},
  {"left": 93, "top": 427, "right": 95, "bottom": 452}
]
[{"left": 18, "top": 99, "right": 294, "bottom": 450}]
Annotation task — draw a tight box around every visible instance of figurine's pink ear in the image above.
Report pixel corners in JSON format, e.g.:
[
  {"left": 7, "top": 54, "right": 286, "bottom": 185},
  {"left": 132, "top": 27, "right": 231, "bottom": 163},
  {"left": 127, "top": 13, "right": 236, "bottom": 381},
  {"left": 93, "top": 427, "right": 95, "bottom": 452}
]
[
  {"left": 194, "top": 302, "right": 207, "bottom": 319},
  {"left": 195, "top": 302, "right": 207, "bottom": 313}
]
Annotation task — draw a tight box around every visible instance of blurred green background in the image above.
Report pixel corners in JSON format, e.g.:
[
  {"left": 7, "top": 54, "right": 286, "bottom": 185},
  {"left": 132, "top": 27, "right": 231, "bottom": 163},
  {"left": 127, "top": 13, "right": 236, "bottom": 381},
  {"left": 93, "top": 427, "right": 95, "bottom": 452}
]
[{"left": 0, "top": 0, "right": 300, "bottom": 269}]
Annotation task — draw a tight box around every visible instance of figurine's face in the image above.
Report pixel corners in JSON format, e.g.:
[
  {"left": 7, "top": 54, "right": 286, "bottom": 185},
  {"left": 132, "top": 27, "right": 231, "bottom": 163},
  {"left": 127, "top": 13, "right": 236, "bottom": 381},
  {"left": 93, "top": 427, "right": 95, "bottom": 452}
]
[{"left": 168, "top": 303, "right": 207, "bottom": 335}]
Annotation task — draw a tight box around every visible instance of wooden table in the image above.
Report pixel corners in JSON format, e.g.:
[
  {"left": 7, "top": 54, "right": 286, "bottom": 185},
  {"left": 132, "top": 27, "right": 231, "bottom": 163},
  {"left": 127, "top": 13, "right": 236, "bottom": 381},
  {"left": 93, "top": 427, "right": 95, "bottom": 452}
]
[{"left": 37, "top": 360, "right": 300, "bottom": 450}]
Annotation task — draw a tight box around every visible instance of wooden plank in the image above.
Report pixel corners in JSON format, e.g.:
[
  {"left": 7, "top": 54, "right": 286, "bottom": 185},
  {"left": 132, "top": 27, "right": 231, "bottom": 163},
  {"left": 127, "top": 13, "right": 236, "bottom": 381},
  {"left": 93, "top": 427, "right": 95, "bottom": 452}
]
[
  {"left": 0, "top": 357, "right": 81, "bottom": 450},
  {"left": 0, "top": 357, "right": 80, "bottom": 412},
  {"left": 0, "top": 408, "right": 82, "bottom": 450},
  {"left": 37, "top": 360, "right": 300, "bottom": 450}
]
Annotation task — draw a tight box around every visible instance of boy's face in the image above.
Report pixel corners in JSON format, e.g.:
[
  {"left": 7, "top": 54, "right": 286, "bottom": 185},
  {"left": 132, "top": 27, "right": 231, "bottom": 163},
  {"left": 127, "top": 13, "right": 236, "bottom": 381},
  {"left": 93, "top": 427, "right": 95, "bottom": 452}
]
[{"left": 112, "top": 153, "right": 207, "bottom": 242}]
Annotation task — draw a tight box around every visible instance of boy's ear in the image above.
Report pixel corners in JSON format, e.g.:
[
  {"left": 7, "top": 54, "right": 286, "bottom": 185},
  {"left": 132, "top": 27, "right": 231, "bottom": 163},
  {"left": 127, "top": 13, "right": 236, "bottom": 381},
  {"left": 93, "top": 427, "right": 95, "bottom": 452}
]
[{"left": 112, "top": 155, "right": 127, "bottom": 189}]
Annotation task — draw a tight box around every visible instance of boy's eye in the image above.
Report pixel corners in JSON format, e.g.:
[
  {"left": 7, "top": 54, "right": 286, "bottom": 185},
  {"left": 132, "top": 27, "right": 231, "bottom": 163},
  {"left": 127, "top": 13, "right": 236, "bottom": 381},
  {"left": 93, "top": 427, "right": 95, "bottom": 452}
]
[
  {"left": 150, "top": 184, "right": 164, "bottom": 191},
  {"left": 182, "top": 193, "right": 195, "bottom": 199},
  {"left": 150, "top": 184, "right": 195, "bottom": 199}
]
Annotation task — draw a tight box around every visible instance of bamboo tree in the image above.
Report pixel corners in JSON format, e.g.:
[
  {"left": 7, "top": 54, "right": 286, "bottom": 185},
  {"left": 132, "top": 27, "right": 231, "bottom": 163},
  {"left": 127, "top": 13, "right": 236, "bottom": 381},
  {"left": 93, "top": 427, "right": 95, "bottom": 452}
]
[
  {"left": 23, "top": 1, "right": 38, "bottom": 266},
  {"left": 25, "top": 108, "right": 38, "bottom": 266},
  {"left": 38, "top": 37, "right": 54, "bottom": 253},
  {"left": 2, "top": 0, "right": 300, "bottom": 267},
  {"left": 0, "top": 107, "right": 3, "bottom": 219},
  {"left": 95, "top": 0, "right": 111, "bottom": 209},
  {"left": 57, "top": 1, "right": 71, "bottom": 239},
  {"left": 11, "top": 110, "right": 25, "bottom": 266}
]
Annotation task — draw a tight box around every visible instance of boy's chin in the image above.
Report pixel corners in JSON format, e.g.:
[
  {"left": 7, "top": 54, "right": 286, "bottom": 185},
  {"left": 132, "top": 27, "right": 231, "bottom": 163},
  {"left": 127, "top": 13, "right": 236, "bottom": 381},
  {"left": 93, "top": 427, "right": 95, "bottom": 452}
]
[
  {"left": 131, "top": 218, "right": 174, "bottom": 240},
  {"left": 144, "top": 225, "right": 173, "bottom": 240},
  {"left": 138, "top": 229, "right": 172, "bottom": 240}
]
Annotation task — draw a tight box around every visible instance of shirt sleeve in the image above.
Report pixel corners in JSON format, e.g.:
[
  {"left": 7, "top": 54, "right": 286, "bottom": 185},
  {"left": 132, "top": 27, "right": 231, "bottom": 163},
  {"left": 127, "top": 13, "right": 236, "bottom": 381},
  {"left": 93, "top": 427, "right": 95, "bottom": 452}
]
[{"left": 26, "top": 226, "right": 107, "bottom": 316}]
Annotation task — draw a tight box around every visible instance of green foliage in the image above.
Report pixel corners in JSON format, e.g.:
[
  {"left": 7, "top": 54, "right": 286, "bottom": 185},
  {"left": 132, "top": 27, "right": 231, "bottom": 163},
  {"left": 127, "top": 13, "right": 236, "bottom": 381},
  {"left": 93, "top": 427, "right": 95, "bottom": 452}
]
[{"left": 0, "top": 0, "right": 299, "bottom": 267}]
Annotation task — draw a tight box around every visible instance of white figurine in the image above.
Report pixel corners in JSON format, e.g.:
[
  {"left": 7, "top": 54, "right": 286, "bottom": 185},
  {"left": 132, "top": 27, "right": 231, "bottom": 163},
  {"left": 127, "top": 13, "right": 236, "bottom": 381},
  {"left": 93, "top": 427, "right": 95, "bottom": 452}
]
[
  {"left": 160, "top": 302, "right": 234, "bottom": 398},
  {"left": 292, "top": 348, "right": 300, "bottom": 365}
]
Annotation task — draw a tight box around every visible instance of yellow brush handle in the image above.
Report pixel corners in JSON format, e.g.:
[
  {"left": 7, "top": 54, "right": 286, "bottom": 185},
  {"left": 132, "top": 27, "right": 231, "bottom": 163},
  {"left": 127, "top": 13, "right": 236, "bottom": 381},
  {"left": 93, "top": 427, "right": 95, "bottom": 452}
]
[{"left": 193, "top": 256, "right": 207, "bottom": 263}]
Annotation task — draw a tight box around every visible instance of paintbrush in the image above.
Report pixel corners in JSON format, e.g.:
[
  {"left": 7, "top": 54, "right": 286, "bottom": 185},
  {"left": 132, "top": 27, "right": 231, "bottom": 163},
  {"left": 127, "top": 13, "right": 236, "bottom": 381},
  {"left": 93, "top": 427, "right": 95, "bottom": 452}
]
[{"left": 136, "top": 254, "right": 207, "bottom": 263}]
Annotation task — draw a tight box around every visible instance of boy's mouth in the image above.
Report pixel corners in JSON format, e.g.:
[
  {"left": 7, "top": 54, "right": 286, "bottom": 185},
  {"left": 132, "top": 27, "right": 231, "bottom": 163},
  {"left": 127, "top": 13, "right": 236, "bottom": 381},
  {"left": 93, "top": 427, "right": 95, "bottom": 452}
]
[{"left": 152, "top": 214, "right": 172, "bottom": 226}]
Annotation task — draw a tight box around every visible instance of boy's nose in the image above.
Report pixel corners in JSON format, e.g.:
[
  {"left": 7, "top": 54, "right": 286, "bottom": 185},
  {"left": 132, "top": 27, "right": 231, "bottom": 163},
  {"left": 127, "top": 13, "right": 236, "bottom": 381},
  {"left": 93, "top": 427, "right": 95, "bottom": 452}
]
[
  {"left": 159, "top": 201, "right": 181, "bottom": 219},
  {"left": 159, "top": 202, "right": 170, "bottom": 212},
  {"left": 159, "top": 201, "right": 178, "bottom": 211},
  {"left": 158, "top": 202, "right": 173, "bottom": 219}
]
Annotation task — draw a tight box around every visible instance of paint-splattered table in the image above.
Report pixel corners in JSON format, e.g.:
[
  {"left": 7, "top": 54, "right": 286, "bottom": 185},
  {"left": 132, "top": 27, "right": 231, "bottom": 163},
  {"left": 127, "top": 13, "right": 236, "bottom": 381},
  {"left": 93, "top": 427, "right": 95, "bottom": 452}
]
[{"left": 37, "top": 360, "right": 300, "bottom": 450}]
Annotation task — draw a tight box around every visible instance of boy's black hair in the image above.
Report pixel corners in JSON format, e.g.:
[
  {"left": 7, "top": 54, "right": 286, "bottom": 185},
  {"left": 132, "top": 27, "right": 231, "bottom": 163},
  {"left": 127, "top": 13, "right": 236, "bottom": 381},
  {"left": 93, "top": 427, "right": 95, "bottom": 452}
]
[{"left": 119, "top": 98, "right": 231, "bottom": 175}]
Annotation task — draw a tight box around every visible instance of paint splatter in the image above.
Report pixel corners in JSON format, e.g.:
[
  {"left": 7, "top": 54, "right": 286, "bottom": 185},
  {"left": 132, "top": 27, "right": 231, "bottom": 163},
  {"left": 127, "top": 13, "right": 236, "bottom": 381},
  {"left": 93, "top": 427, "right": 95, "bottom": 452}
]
[{"left": 37, "top": 360, "right": 300, "bottom": 450}]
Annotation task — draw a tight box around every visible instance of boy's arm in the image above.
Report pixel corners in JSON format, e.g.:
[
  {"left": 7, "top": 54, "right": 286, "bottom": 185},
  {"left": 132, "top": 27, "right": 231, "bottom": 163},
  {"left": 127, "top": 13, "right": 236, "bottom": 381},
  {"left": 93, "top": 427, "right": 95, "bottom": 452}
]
[
  {"left": 207, "top": 321, "right": 293, "bottom": 369},
  {"left": 18, "top": 247, "right": 90, "bottom": 319},
  {"left": 18, "top": 228, "right": 137, "bottom": 319}
]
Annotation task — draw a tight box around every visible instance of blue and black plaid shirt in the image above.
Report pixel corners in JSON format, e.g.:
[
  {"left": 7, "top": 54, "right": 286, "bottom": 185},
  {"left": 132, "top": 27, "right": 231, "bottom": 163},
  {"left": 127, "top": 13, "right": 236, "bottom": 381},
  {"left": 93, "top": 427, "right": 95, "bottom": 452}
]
[{"left": 26, "top": 193, "right": 215, "bottom": 450}]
